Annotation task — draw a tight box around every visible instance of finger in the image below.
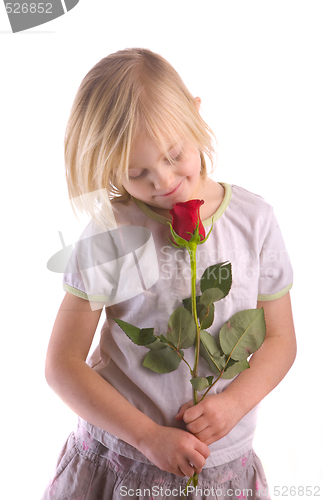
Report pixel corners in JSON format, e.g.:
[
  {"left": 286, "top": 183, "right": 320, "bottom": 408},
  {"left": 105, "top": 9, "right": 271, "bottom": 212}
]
[
  {"left": 193, "top": 427, "right": 223, "bottom": 446},
  {"left": 193, "top": 427, "right": 214, "bottom": 443},
  {"left": 183, "top": 403, "right": 203, "bottom": 424},
  {"left": 182, "top": 461, "right": 196, "bottom": 478},
  {"left": 177, "top": 461, "right": 194, "bottom": 478},
  {"left": 174, "top": 409, "right": 184, "bottom": 421},
  {"left": 195, "top": 440, "right": 211, "bottom": 459},
  {"left": 188, "top": 447, "right": 209, "bottom": 470},
  {"left": 176, "top": 467, "right": 186, "bottom": 477},
  {"left": 186, "top": 416, "right": 208, "bottom": 434},
  {"left": 175, "top": 400, "right": 194, "bottom": 420}
]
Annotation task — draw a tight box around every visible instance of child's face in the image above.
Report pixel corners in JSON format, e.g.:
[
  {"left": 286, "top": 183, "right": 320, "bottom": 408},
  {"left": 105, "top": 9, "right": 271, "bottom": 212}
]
[{"left": 122, "top": 134, "right": 203, "bottom": 215}]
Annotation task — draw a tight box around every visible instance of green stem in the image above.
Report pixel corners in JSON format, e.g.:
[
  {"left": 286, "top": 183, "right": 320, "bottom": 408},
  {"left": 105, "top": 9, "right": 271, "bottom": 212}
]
[
  {"left": 201, "top": 350, "right": 234, "bottom": 400},
  {"left": 183, "top": 474, "right": 193, "bottom": 497},
  {"left": 163, "top": 341, "right": 193, "bottom": 374},
  {"left": 188, "top": 244, "right": 200, "bottom": 406},
  {"left": 184, "top": 237, "right": 206, "bottom": 492},
  {"left": 201, "top": 372, "right": 223, "bottom": 400},
  {"left": 181, "top": 355, "right": 193, "bottom": 374}
]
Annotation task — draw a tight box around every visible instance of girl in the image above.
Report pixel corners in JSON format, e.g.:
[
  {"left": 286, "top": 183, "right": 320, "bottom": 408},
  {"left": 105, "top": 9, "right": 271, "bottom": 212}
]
[{"left": 43, "top": 48, "right": 296, "bottom": 499}]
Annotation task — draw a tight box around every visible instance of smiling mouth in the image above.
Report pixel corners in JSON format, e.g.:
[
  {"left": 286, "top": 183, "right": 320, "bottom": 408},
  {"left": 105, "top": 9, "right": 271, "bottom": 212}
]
[{"left": 159, "top": 180, "right": 183, "bottom": 197}]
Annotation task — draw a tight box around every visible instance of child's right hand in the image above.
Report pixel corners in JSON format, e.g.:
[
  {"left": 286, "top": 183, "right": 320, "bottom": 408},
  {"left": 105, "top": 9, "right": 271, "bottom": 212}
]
[
  {"left": 46, "top": 293, "right": 210, "bottom": 479},
  {"left": 139, "top": 424, "right": 210, "bottom": 477}
]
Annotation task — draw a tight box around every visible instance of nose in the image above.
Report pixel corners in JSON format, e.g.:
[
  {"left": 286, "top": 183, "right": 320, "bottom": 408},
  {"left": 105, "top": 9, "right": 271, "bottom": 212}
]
[{"left": 153, "top": 167, "right": 175, "bottom": 191}]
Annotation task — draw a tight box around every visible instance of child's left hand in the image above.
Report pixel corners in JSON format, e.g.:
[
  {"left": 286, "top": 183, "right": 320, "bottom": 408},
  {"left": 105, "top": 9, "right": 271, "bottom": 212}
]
[
  {"left": 175, "top": 393, "right": 240, "bottom": 446},
  {"left": 176, "top": 294, "right": 297, "bottom": 447}
]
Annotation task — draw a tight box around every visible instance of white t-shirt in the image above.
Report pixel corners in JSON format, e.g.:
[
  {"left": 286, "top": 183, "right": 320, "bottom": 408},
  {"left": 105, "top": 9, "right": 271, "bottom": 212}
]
[{"left": 63, "top": 183, "right": 293, "bottom": 467}]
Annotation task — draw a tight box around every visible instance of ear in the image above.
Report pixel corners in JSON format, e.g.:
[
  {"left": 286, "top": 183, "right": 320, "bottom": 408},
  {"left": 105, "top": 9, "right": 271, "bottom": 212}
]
[{"left": 194, "top": 96, "right": 202, "bottom": 111}]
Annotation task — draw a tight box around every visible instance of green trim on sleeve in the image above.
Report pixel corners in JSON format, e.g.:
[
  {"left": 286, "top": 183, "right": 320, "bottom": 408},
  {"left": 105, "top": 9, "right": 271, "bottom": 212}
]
[
  {"left": 257, "top": 283, "right": 293, "bottom": 302},
  {"left": 63, "top": 283, "right": 108, "bottom": 302}
]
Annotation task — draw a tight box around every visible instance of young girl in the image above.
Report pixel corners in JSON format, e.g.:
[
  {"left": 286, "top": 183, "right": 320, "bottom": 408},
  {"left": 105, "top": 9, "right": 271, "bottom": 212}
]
[{"left": 43, "top": 48, "right": 296, "bottom": 499}]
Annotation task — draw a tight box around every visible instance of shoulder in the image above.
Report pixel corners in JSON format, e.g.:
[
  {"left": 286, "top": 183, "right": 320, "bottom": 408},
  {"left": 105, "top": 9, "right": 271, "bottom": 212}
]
[
  {"left": 229, "top": 184, "right": 274, "bottom": 221},
  {"left": 230, "top": 184, "right": 272, "bottom": 211},
  {"left": 223, "top": 184, "right": 276, "bottom": 242}
]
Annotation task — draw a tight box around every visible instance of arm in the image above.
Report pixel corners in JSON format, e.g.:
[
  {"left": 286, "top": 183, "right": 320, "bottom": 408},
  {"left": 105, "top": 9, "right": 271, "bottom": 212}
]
[
  {"left": 45, "top": 292, "right": 209, "bottom": 476},
  {"left": 176, "top": 292, "right": 297, "bottom": 445}
]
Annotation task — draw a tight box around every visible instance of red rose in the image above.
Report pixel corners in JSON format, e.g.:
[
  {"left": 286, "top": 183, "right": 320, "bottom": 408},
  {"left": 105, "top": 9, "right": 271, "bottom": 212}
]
[{"left": 169, "top": 200, "right": 205, "bottom": 242}]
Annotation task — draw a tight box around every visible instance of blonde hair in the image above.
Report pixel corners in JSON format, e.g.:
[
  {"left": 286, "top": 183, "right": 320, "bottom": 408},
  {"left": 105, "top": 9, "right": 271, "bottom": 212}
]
[{"left": 65, "top": 48, "right": 216, "bottom": 224}]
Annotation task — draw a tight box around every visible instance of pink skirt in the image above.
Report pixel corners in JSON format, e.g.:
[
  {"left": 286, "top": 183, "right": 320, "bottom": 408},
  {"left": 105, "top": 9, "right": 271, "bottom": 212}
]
[{"left": 42, "top": 422, "right": 270, "bottom": 499}]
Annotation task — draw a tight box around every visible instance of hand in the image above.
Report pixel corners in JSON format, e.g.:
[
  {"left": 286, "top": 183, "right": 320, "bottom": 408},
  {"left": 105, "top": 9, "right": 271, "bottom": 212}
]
[
  {"left": 139, "top": 424, "right": 210, "bottom": 477},
  {"left": 175, "top": 393, "right": 240, "bottom": 446}
]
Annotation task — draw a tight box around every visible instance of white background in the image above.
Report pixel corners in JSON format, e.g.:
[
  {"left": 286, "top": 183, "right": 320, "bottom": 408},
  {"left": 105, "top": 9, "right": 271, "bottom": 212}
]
[{"left": 1, "top": 1, "right": 321, "bottom": 499}]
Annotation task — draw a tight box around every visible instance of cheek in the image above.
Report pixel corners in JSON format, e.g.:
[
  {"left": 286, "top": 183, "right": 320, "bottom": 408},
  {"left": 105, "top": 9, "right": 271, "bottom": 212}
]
[
  {"left": 183, "top": 155, "right": 201, "bottom": 178},
  {"left": 122, "top": 179, "right": 148, "bottom": 199}
]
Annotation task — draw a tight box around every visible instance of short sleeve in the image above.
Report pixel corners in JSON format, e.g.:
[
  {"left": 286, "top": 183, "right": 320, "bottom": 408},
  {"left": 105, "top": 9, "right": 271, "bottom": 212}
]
[
  {"left": 257, "top": 210, "right": 293, "bottom": 301},
  {"left": 62, "top": 221, "right": 159, "bottom": 310}
]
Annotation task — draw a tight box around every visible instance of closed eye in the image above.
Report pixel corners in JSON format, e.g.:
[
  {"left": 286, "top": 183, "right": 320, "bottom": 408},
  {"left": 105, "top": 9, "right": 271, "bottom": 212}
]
[
  {"left": 128, "top": 151, "right": 183, "bottom": 180},
  {"left": 128, "top": 169, "right": 148, "bottom": 181},
  {"left": 165, "top": 151, "right": 183, "bottom": 164}
]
